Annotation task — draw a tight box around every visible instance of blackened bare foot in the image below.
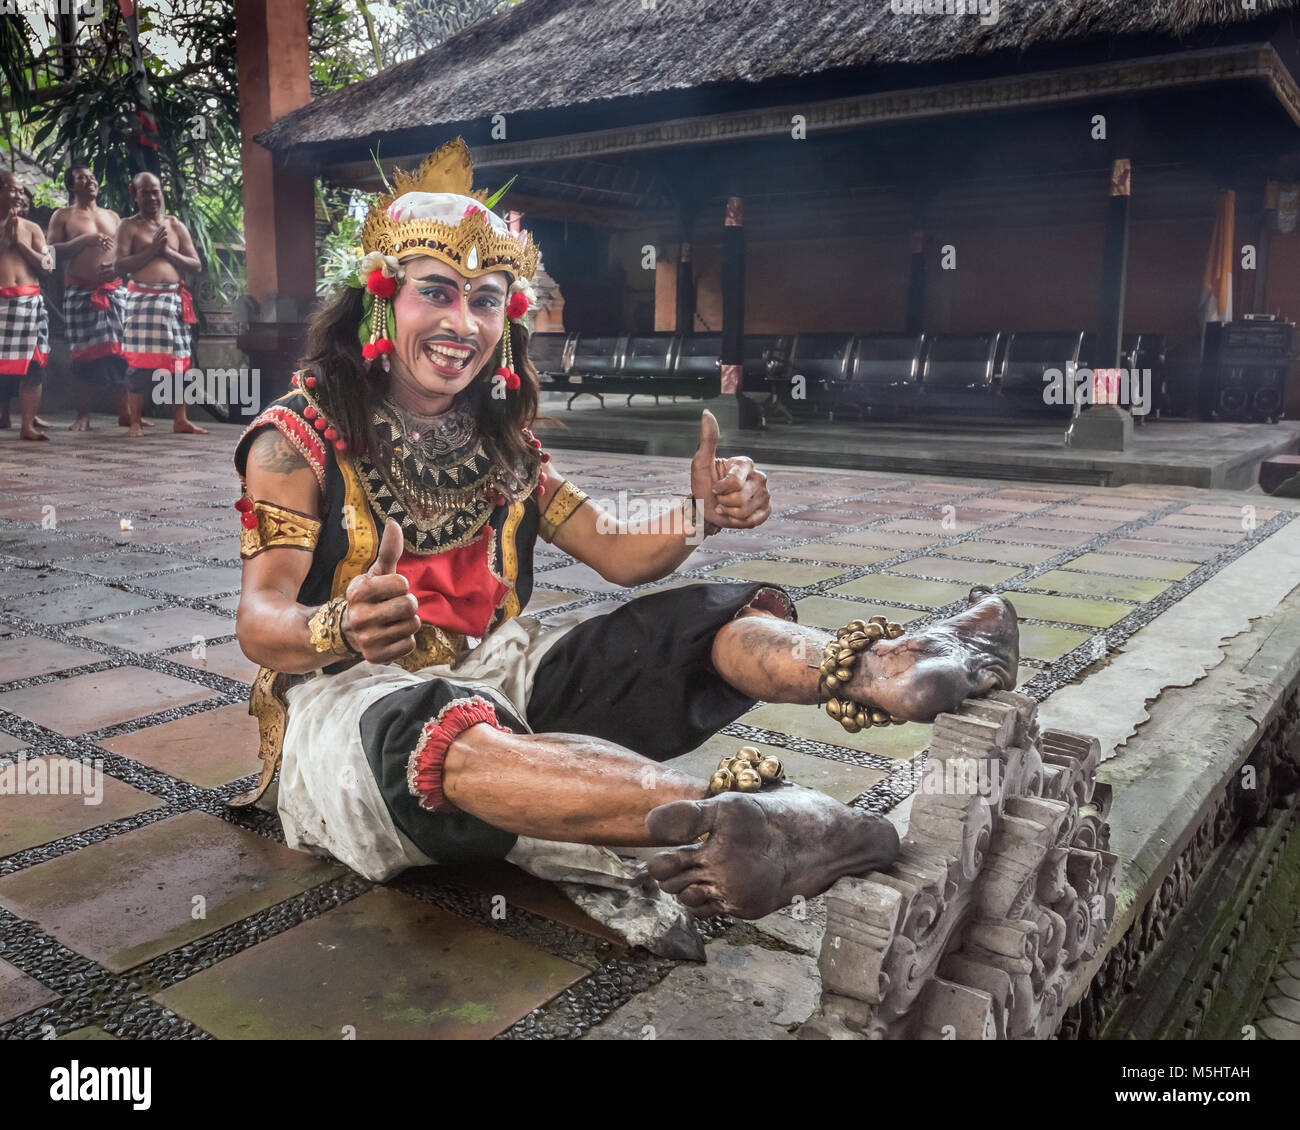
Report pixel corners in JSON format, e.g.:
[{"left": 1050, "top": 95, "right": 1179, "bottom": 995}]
[
  {"left": 173, "top": 418, "right": 208, "bottom": 434},
  {"left": 20, "top": 427, "right": 49, "bottom": 441},
  {"left": 844, "top": 586, "right": 1018, "bottom": 723},
  {"left": 645, "top": 786, "right": 898, "bottom": 920},
  {"left": 70, "top": 415, "right": 93, "bottom": 431}
]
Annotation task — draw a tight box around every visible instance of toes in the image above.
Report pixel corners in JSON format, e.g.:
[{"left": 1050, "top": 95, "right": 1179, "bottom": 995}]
[
  {"left": 677, "top": 883, "right": 722, "bottom": 909},
  {"left": 646, "top": 844, "right": 703, "bottom": 884},
  {"left": 646, "top": 797, "right": 715, "bottom": 845}
]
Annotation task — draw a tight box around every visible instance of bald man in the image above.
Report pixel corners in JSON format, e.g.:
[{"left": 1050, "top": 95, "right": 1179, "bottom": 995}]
[
  {"left": 115, "top": 171, "right": 207, "bottom": 436},
  {"left": 0, "top": 172, "right": 52, "bottom": 441}
]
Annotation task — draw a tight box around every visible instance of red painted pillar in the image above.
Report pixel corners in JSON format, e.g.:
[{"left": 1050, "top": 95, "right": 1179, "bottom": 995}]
[{"left": 235, "top": 0, "right": 316, "bottom": 406}]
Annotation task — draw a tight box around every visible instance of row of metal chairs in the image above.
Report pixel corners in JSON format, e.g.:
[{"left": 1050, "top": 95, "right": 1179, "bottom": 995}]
[{"left": 528, "top": 330, "right": 1166, "bottom": 417}]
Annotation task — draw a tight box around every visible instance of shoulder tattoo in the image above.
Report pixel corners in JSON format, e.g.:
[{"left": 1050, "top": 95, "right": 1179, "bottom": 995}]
[{"left": 250, "top": 428, "right": 310, "bottom": 475}]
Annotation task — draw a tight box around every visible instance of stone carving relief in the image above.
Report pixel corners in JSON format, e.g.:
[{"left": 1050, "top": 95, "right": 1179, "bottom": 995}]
[{"left": 801, "top": 690, "right": 1118, "bottom": 1040}]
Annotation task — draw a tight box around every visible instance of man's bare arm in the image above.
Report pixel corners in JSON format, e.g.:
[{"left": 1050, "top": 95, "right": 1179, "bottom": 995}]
[{"left": 112, "top": 217, "right": 156, "bottom": 275}]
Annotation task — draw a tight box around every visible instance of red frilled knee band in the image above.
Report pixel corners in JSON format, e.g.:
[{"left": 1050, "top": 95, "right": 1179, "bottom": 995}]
[
  {"left": 405, "top": 695, "right": 510, "bottom": 813},
  {"left": 736, "top": 586, "right": 797, "bottom": 622}
]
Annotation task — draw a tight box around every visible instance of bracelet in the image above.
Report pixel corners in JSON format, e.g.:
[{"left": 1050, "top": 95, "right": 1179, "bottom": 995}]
[
  {"left": 307, "top": 596, "right": 357, "bottom": 659},
  {"left": 708, "top": 745, "right": 786, "bottom": 796},
  {"left": 816, "top": 616, "right": 907, "bottom": 734},
  {"left": 539, "top": 480, "right": 589, "bottom": 543},
  {"left": 684, "top": 496, "right": 721, "bottom": 538}
]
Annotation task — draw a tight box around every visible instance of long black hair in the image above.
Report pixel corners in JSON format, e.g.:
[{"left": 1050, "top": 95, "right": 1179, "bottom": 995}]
[{"left": 300, "top": 283, "right": 542, "bottom": 475}]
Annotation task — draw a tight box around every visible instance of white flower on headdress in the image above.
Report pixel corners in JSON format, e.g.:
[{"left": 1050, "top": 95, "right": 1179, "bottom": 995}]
[
  {"left": 509, "top": 276, "right": 538, "bottom": 308},
  {"left": 360, "top": 250, "right": 402, "bottom": 279}
]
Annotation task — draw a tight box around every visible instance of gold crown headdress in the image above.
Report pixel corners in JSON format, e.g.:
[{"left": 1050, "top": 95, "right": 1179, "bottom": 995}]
[{"left": 360, "top": 137, "right": 539, "bottom": 280}]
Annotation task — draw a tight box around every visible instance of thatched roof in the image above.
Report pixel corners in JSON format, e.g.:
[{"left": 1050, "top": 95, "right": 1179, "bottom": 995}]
[{"left": 261, "top": 0, "right": 1299, "bottom": 154}]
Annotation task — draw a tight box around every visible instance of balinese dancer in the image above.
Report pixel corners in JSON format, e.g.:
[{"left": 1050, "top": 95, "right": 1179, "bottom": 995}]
[
  {"left": 48, "top": 164, "right": 132, "bottom": 432},
  {"left": 0, "top": 171, "right": 52, "bottom": 442},
  {"left": 233, "top": 139, "right": 1018, "bottom": 952},
  {"left": 115, "top": 171, "right": 207, "bottom": 437}
]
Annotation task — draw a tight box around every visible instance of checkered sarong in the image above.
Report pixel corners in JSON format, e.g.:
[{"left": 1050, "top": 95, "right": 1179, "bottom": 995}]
[
  {"left": 0, "top": 286, "right": 49, "bottom": 376},
  {"left": 64, "top": 277, "right": 126, "bottom": 363},
  {"left": 123, "top": 281, "right": 195, "bottom": 370}
]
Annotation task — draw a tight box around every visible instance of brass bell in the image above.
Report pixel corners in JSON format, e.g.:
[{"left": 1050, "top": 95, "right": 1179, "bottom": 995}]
[
  {"left": 825, "top": 674, "right": 840, "bottom": 690},
  {"left": 709, "top": 768, "right": 734, "bottom": 795},
  {"left": 820, "top": 657, "right": 838, "bottom": 677},
  {"left": 718, "top": 753, "right": 737, "bottom": 770},
  {"left": 889, "top": 714, "right": 907, "bottom": 725},
  {"left": 869, "top": 615, "right": 887, "bottom": 628},
  {"left": 826, "top": 698, "right": 843, "bottom": 720},
  {"left": 870, "top": 709, "right": 890, "bottom": 726},
  {"left": 735, "top": 746, "right": 761, "bottom": 763},
  {"left": 865, "top": 622, "right": 884, "bottom": 639},
  {"left": 734, "top": 768, "right": 762, "bottom": 793},
  {"left": 836, "top": 649, "right": 854, "bottom": 666},
  {"left": 847, "top": 619, "right": 867, "bottom": 633},
  {"left": 835, "top": 667, "right": 853, "bottom": 682},
  {"left": 841, "top": 718, "right": 863, "bottom": 734},
  {"left": 887, "top": 622, "right": 904, "bottom": 639},
  {"left": 757, "top": 756, "right": 784, "bottom": 782}
]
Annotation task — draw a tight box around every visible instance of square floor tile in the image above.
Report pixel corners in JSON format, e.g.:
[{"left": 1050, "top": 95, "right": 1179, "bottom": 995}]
[
  {"left": 154, "top": 887, "right": 585, "bottom": 1039},
  {"left": 1017, "top": 623, "right": 1094, "bottom": 662},
  {"left": 1063, "top": 552, "right": 1198, "bottom": 581},
  {"left": 150, "top": 567, "right": 242, "bottom": 599},
  {"left": 0, "top": 666, "right": 216, "bottom": 734},
  {"left": 1002, "top": 590, "right": 1132, "bottom": 628},
  {"left": 0, "top": 585, "right": 161, "bottom": 626},
  {"left": 0, "top": 958, "right": 58, "bottom": 1023},
  {"left": 0, "top": 757, "right": 161, "bottom": 856},
  {"left": 99, "top": 705, "right": 260, "bottom": 789},
  {"left": 1030, "top": 569, "right": 1171, "bottom": 603},
  {"left": 1103, "top": 538, "right": 1219, "bottom": 562},
  {"left": 0, "top": 810, "right": 342, "bottom": 973},
  {"left": 793, "top": 596, "right": 925, "bottom": 631},
  {"left": 0, "top": 636, "right": 107, "bottom": 682},
  {"left": 990, "top": 526, "right": 1094, "bottom": 548},
  {"left": 884, "top": 557, "right": 1021, "bottom": 585},
  {"left": 828, "top": 531, "right": 940, "bottom": 550},
  {"left": 832, "top": 574, "right": 972, "bottom": 608},
  {"left": 62, "top": 550, "right": 195, "bottom": 581},
  {"left": 70, "top": 608, "right": 235, "bottom": 653},
  {"left": 173, "top": 640, "right": 259, "bottom": 683},
  {"left": 531, "top": 561, "right": 625, "bottom": 594},
  {"left": 707, "top": 560, "right": 847, "bottom": 587}
]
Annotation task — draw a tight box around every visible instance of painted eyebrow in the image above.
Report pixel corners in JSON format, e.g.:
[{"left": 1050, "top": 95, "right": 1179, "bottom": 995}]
[{"left": 413, "top": 273, "right": 506, "bottom": 296}]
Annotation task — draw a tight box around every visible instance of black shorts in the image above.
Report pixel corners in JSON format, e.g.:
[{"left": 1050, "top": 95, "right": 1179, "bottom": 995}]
[{"left": 359, "top": 581, "right": 796, "bottom": 864}]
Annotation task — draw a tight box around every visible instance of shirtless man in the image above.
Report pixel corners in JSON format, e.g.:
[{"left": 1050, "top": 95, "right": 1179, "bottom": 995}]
[
  {"left": 47, "top": 164, "right": 139, "bottom": 432},
  {"left": 114, "top": 171, "right": 207, "bottom": 436},
  {"left": 0, "top": 172, "right": 53, "bottom": 441}
]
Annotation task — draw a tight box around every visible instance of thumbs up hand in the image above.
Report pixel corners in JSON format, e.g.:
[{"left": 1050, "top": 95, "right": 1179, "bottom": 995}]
[
  {"left": 342, "top": 519, "right": 421, "bottom": 663},
  {"left": 688, "top": 409, "right": 772, "bottom": 531}
]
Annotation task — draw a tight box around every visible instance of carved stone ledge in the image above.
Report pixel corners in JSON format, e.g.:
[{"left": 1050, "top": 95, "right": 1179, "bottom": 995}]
[{"left": 801, "top": 690, "right": 1117, "bottom": 1040}]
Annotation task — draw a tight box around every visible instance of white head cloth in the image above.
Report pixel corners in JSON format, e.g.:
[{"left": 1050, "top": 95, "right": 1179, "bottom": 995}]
[{"left": 387, "top": 191, "right": 511, "bottom": 235}]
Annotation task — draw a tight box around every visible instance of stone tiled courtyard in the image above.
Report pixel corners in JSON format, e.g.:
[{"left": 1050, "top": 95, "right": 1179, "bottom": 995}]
[{"left": 1, "top": 415, "right": 1298, "bottom": 1040}]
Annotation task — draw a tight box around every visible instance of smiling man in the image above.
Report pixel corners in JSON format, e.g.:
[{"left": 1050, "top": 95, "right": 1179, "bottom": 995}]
[
  {"left": 0, "top": 171, "right": 52, "bottom": 441},
  {"left": 230, "top": 138, "right": 1018, "bottom": 951}
]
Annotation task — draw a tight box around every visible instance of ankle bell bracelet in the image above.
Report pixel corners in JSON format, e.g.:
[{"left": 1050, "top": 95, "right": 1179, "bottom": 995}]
[
  {"left": 707, "top": 745, "right": 786, "bottom": 796},
  {"left": 816, "top": 616, "right": 907, "bottom": 734}
]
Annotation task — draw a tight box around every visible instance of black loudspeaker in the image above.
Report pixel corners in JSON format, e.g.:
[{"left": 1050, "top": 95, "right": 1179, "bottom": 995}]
[{"left": 1200, "top": 318, "right": 1294, "bottom": 423}]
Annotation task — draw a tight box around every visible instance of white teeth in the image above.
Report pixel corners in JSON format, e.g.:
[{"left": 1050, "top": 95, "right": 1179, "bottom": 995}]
[{"left": 424, "top": 343, "right": 473, "bottom": 369}]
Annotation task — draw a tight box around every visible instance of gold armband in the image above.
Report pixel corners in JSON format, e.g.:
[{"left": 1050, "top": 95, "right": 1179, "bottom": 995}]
[
  {"left": 238, "top": 499, "right": 322, "bottom": 560},
  {"left": 307, "top": 596, "right": 357, "bottom": 659},
  {"left": 538, "top": 480, "right": 589, "bottom": 543}
]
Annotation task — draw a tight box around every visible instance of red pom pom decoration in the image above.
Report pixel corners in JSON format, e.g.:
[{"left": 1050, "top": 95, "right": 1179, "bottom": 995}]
[
  {"left": 234, "top": 497, "right": 253, "bottom": 513},
  {"left": 375, "top": 338, "right": 394, "bottom": 355},
  {"left": 540, "top": 451, "right": 551, "bottom": 462},
  {"left": 534, "top": 484, "right": 545, "bottom": 499},
  {"left": 303, "top": 405, "right": 317, "bottom": 419},
  {"left": 324, "top": 427, "right": 338, "bottom": 440},
  {"left": 366, "top": 269, "right": 396, "bottom": 298},
  {"left": 305, "top": 375, "right": 317, "bottom": 388},
  {"left": 314, "top": 417, "right": 327, "bottom": 431},
  {"left": 240, "top": 511, "right": 259, "bottom": 530},
  {"left": 290, "top": 374, "right": 299, "bottom": 387},
  {"left": 505, "top": 369, "right": 521, "bottom": 390},
  {"left": 361, "top": 342, "right": 378, "bottom": 360},
  {"left": 506, "top": 292, "right": 529, "bottom": 320},
  {"left": 334, "top": 439, "right": 347, "bottom": 452}
]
